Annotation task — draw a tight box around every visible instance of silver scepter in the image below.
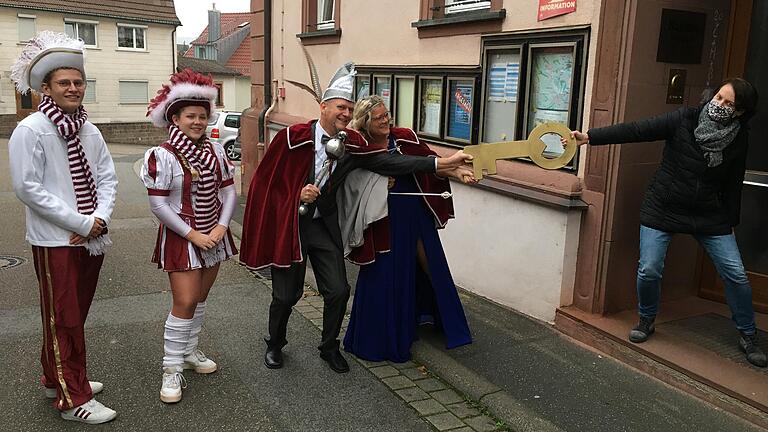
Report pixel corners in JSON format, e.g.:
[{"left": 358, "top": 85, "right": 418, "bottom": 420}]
[
  {"left": 388, "top": 191, "right": 453, "bottom": 199},
  {"left": 298, "top": 131, "right": 348, "bottom": 216}
]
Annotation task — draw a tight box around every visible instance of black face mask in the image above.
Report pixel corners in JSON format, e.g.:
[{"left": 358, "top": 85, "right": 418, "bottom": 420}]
[{"left": 706, "top": 100, "right": 736, "bottom": 124}]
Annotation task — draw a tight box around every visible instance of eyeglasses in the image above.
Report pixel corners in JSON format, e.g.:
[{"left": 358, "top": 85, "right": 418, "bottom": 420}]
[
  {"left": 53, "top": 80, "right": 86, "bottom": 89},
  {"left": 372, "top": 111, "right": 391, "bottom": 122}
]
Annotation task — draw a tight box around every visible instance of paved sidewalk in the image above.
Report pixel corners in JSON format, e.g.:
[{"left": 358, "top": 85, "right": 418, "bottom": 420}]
[
  {"left": 0, "top": 139, "right": 762, "bottom": 431},
  {"left": 0, "top": 142, "right": 429, "bottom": 431}
]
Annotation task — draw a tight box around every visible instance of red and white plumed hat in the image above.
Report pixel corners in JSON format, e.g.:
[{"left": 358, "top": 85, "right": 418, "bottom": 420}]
[{"left": 147, "top": 68, "right": 218, "bottom": 128}]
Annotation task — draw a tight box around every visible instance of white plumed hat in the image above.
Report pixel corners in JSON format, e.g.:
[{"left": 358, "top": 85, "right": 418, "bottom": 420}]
[{"left": 10, "top": 31, "right": 85, "bottom": 95}]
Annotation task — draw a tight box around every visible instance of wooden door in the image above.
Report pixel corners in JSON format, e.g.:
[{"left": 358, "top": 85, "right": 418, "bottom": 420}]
[
  {"left": 698, "top": 0, "right": 768, "bottom": 313},
  {"left": 15, "top": 91, "right": 39, "bottom": 120}
]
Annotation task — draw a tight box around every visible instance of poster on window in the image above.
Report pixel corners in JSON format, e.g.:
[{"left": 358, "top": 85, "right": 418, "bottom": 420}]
[
  {"left": 420, "top": 80, "right": 442, "bottom": 135},
  {"left": 356, "top": 78, "right": 370, "bottom": 100},
  {"left": 375, "top": 77, "right": 391, "bottom": 109},
  {"left": 448, "top": 81, "right": 473, "bottom": 140},
  {"left": 489, "top": 62, "right": 519, "bottom": 102},
  {"left": 527, "top": 47, "right": 573, "bottom": 133}
]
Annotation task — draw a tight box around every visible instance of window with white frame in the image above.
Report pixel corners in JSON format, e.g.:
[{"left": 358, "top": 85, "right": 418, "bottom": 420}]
[
  {"left": 445, "top": 0, "right": 491, "bottom": 14},
  {"left": 64, "top": 19, "right": 97, "bottom": 46},
  {"left": 117, "top": 24, "right": 146, "bottom": 50},
  {"left": 18, "top": 14, "right": 36, "bottom": 42},
  {"left": 317, "top": 0, "right": 335, "bottom": 30},
  {"left": 83, "top": 79, "right": 96, "bottom": 103},
  {"left": 119, "top": 81, "right": 148, "bottom": 104}
]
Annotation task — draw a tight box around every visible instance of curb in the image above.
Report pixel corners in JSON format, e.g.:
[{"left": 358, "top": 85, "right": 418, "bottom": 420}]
[{"left": 302, "top": 270, "right": 561, "bottom": 432}]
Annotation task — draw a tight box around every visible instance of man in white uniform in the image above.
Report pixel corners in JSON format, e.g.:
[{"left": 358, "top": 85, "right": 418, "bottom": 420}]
[{"left": 9, "top": 31, "right": 118, "bottom": 424}]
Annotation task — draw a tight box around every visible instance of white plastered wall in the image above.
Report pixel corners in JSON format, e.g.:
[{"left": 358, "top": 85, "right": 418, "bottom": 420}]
[
  {"left": 268, "top": 0, "right": 603, "bottom": 322},
  {"left": 0, "top": 7, "right": 176, "bottom": 122}
]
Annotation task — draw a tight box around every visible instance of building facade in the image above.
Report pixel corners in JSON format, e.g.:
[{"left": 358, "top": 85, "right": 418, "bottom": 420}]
[
  {"left": 243, "top": 0, "right": 768, "bottom": 423},
  {"left": 0, "top": 1, "right": 180, "bottom": 143},
  {"left": 181, "top": 8, "right": 252, "bottom": 113}
]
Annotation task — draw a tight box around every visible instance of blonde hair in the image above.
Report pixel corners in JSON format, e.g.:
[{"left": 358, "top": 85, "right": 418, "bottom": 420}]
[{"left": 349, "top": 95, "right": 386, "bottom": 136}]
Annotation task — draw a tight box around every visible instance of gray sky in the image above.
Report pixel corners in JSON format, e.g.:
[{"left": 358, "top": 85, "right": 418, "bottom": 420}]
[{"left": 174, "top": 0, "right": 250, "bottom": 43}]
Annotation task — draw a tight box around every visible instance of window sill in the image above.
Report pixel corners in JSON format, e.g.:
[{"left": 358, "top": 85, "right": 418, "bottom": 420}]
[
  {"left": 429, "top": 143, "right": 586, "bottom": 210},
  {"left": 116, "top": 48, "right": 148, "bottom": 52},
  {"left": 296, "top": 28, "right": 341, "bottom": 46},
  {"left": 411, "top": 9, "right": 505, "bottom": 38}
]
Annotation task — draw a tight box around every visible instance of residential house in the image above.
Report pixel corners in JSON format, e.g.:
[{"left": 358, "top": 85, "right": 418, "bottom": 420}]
[
  {"left": 182, "top": 8, "right": 251, "bottom": 113},
  {"left": 177, "top": 55, "right": 247, "bottom": 112},
  {"left": 243, "top": 0, "right": 768, "bottom": 425},
  {"left": 0, "top": 0, "right": 180, "bottom": 144}
]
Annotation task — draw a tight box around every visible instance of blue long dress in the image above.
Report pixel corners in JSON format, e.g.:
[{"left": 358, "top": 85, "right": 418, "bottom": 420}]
[{"left": 343, "top": 137, "right": 472, "bottom": 363}]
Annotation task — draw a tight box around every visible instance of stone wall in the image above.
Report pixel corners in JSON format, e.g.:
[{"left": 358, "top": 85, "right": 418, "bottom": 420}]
[
  {"left": 0, "top": 117, "right": 165, "bottom": 146},
  {"left": 94, "top": 122, "right": 167, "bottom": 146}
]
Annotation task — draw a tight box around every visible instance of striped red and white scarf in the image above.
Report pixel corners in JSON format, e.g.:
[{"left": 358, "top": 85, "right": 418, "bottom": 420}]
[
  {"left": 38, "top": 94, "right": 111, "bottom": 255},
  {"left": 167, "top": 124, "right": 221, "bottom": 234}
]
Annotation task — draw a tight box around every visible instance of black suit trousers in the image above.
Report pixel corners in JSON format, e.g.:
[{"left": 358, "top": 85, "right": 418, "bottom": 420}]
[{"left": 268, "top": 216, "right": 349, "bottom": 353}]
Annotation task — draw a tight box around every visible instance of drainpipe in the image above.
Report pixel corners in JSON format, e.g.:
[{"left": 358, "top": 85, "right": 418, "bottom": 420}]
[
  {"left": 258, "top": 0, "right": 272, "bottom": 144},
  {"left": 171, "top": 27, "right": 177, "bottom": 73}
]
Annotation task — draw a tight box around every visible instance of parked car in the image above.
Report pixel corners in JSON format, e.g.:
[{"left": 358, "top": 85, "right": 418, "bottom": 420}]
[
  {"left": 231, "top": 129, "right": 242, "bottom": 161},
  {"left": 206, "top": 111, "right": 241, "bottom": 161}
]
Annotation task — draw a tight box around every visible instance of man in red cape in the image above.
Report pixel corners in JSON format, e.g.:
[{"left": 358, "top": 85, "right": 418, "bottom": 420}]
[{"left": 240, "top": 62, "right": 473, "bottom": 373}]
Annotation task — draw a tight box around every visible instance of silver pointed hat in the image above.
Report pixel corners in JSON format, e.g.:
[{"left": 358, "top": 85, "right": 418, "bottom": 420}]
[{"left": 321, "top": 62, "right": 356, "bottom": 103}]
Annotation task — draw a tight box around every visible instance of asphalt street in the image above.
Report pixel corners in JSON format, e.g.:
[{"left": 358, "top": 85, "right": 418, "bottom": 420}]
[{"left": 0, "top": 140, "right": 763, "bottom": 431}]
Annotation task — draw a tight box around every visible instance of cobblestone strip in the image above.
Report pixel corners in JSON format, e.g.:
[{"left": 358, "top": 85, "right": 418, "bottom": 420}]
[{"left": 291, "top": 292, "right": 512, "bottom": 432}]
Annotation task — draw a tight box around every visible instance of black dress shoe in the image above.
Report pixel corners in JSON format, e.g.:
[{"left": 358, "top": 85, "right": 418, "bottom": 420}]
[
  {"left": 320, "top": 349, "right": 349, "bottom": 373},
  {"left": 264, "top": 347, "right": 283, "bottom": 369}
]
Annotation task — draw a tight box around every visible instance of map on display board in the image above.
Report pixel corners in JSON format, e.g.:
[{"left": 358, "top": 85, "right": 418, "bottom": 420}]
[{"left": 530, "top": 51, "right": 573, "bottom": 111}]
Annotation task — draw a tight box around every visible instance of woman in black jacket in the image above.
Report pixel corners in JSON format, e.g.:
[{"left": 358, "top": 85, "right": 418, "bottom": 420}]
[{"left": 570, "top": 78, "right": 765, "bottom": 367}]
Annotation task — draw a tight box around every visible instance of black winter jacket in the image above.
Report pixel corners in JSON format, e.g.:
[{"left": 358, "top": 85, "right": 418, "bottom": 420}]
[{"left": 588, "top": 106, "right": 749, "bottom": 235}]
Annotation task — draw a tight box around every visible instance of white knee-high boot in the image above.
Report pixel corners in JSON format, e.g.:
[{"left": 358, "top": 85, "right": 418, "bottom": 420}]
[
  {"left": 185, "top": 302, "right": 206, "bottom": 355},
  {"left": 162, "top": 313, "right": 193, "bottom": 369}
]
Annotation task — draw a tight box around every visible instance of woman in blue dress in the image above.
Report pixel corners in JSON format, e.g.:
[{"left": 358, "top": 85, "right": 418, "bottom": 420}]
[{"left": 342, "top": 95, "right": 472, "bottom": 362}]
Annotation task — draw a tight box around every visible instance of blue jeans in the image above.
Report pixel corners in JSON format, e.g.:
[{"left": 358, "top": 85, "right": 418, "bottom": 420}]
[{"left": 636, "top": 225, "right": 756, "bottom": 334}]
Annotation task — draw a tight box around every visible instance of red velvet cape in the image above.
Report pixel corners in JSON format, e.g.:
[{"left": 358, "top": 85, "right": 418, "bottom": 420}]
[
  {"left": 347, "top": 127, "right": 455, "bottom": 265},
  {"left": 239, "top": 120, "right": 379, "bottom": 269}
]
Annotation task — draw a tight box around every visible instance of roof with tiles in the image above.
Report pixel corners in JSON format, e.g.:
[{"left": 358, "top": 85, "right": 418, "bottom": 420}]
[
  {"left": 224, "top": 36, "right": 251, "bottom": 76},
  {"left": 0, "top": 0, "right": 180, "bottom": 25},
  {"left": 177, "top": 56, "right": 241, "bottom": 76},
  {"left": 183, "top": 11, "right": 252, "bottom": 77},
  {"left": 185, "top": 12, "right": 253, "bottom": 49}
]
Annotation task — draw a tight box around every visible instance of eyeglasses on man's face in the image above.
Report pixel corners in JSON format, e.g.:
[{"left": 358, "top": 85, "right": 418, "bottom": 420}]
[{"left": 53, "top": 79, "right": 86, "bottom": 90}]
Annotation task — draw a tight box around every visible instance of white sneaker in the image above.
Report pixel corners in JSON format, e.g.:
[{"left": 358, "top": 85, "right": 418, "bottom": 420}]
[
  {"left": 160, "top": 367, "right": 186, "bottom": 403},
  {"left": 183, "top": 349, "right": 218, "bottom": 374},
  {"left": 45, "top": 381, "right": 103, "bottom": 399},
  {"left": 60, "top": 398, "right": 117, "bottom": 424}
]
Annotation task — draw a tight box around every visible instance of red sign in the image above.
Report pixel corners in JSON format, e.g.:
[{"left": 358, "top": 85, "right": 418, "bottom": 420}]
[{"left": 538, "top": 0, "right": 576, "bottom": 21}]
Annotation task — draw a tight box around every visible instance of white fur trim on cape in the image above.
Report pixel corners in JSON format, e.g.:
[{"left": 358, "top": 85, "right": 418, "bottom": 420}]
[{"left": 148, "top": 82, "right": 218, "bottom": 128}]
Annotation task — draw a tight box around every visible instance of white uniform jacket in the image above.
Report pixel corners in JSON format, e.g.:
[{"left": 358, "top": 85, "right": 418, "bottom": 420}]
[{"left": 9, "top": 111, "right": 118, "bottom": 247}]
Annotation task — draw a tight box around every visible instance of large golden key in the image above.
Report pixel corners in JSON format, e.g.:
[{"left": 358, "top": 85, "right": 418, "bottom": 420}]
[{"left": 463, "top": 122, "right": 577, "bottom": 179}]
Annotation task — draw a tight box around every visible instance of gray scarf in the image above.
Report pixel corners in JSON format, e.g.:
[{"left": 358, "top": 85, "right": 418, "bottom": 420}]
[{"left": 694, "top": 105, "right": 740, "bottom": 168}]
